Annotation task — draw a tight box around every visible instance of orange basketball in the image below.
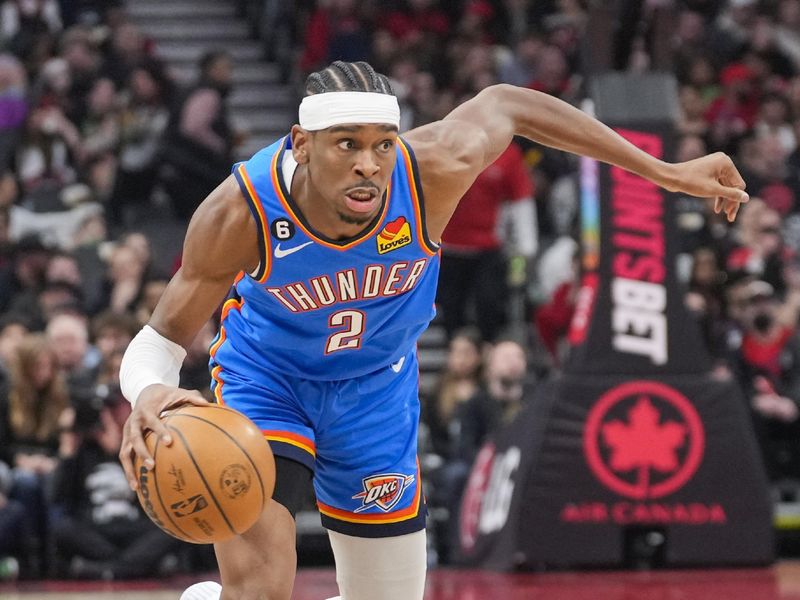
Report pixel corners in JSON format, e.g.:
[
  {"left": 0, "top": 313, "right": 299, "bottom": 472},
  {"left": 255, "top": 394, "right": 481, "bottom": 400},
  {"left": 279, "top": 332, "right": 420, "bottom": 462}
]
[{"left": 134, "top": 404, "right": 275, "bottom": 544}]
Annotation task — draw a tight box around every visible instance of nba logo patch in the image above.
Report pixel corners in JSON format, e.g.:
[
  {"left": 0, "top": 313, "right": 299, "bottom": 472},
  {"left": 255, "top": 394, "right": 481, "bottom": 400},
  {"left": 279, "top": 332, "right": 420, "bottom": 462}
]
[
  {"left": 377, "top": 217, "right": 412, "bottom": 254},
  {"left": 353, "top": 473, "right": 415, "bottom": 513}
]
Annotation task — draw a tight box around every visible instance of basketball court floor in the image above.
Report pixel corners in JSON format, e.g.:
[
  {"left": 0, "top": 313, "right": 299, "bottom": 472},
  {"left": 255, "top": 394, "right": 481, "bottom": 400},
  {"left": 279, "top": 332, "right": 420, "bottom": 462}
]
[{"left": 5, "top": 563, "right": 800, "bottom": 600}]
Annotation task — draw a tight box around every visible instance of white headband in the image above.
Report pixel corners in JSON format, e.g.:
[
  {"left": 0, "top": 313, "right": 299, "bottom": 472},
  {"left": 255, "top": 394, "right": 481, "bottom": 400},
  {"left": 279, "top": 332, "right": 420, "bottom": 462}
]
[{"left": 299, "top": 91, "right": 400, "bottom": 131}]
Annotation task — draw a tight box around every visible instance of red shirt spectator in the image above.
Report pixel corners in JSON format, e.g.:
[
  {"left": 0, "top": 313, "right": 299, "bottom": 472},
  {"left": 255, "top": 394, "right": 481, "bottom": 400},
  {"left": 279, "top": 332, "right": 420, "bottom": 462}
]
[
  {"left": 442, "top": 142, "right": 533, "bottom": 250},
  {"left": 535, "top": 279, "right": 576, "bottom": 363},
  {"left": 385, "top": 2, "right": 449, "bottom": 44}
]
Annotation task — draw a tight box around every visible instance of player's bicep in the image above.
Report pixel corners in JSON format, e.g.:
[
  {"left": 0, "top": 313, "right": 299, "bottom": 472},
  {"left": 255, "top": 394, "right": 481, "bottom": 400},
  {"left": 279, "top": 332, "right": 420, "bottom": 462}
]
[
  {"left": 404, "top": 87, "right": 518, "bottom": 239},
  {"left": 149, "top": 176, "right": 260, "bottom": 347},
  {"left": 441, "top": 85, "right": 517, "bottom": 170}
]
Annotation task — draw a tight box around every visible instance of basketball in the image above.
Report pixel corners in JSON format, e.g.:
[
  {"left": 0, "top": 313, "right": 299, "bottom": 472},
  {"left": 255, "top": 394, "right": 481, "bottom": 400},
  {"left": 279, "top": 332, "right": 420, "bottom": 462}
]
[{"left": 134, "top": 404, "right": 275, "bottom": 544}]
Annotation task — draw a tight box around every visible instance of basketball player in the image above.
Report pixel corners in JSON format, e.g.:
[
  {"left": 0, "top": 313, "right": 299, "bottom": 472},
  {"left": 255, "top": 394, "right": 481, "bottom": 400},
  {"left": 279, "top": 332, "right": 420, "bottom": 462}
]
[{"left": 118, "top": 61, "right": 747, "bottom": 600}]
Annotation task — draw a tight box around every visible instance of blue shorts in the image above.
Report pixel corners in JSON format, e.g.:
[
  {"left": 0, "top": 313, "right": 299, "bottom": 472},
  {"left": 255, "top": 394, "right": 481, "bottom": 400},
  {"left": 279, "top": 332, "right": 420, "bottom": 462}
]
[{"left": 210, "top": 348, "right": 425, "bottom": 538}]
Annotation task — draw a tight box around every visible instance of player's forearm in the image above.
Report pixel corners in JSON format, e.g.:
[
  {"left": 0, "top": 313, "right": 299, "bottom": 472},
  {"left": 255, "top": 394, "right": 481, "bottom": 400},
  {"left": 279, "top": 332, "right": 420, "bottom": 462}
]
[{"left": 496, "top": 84, "right": 678, "bottom": 190}]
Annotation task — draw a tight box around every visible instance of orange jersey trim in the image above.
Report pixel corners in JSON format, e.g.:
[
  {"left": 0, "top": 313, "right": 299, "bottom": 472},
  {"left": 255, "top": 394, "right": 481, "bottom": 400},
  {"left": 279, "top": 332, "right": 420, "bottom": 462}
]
[
  {"left": 209, "top": 295, "right": 243, "bottom": 358},
  {"left": 210, "top": 365, "right": 225, "bottom": 404},
  {"left": 209, "top": 293, "right": 244, "bottom": 404},
  {"left": 219, "top": 296, "right": 243, "bottom": 323},
  {"left": 208, "top": 327, "right": 227, "bottom": 358},
  {"left": 396, "top": 139, "right": 439, "bottom": 256},
  {"left": 317, "top": 463, "right": 423, "bottom": 524},
  {"left": 270, "top": 140, "right": 392, "bottom": 251},
  {"left": 263, "top": 430, "right": 316, "bottom": 457},
  {"left": 236, "top": 163, "right": 272, "bottom": 282}
]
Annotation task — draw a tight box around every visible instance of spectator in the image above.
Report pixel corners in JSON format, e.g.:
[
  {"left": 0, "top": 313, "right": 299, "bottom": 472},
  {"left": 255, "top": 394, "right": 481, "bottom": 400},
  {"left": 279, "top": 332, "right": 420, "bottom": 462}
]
[
  {"left": 755, "top": 93, "right": 797, "bottom": 155},
  {"left": 100, "top": 21, "right": 150, "bottom": 89},
  {"left": 438, "top": 140, "right": 536, "bottom": 342},
  {"left": 1, "top": 234, "right": 51, "bottom": 313},
  {"left": 430, "top": 340, "right": 528, "bottom": 561},
  {"left": 706, "top": 62, "right": 761, "bottom": 153},
  {"left": 134, "top": 273, "right": 169, "bottom": 325},
  {"left": 36, "top": 280, "right": 84, "bottom": 324},
  {"left": 747, "top": 15, "right": 796, "bottom": 81},
  {"left": 498, "top": 32, "right": 545, "bottom": 88},
  {"left": 678, "top": 86, "right": 712, "bottom": 138},
  {"left": 0, "top": 313, "right": 30, "bottom": 371},
  {"left": 709, "top": 0, "right": 757, "bottom": 67},
  {"left": 0, "top": 0, "right": 62, "bottom": 60},
  {"left": 179, "top": 318, "right": 215, "bottom": 396},
  {"left": 110, "top": 62, "right": 171, "bottom": 228},
  {"left": 686, "top": 247, "right": 729, "bottom": 358},
  {"left": 161, "top": 50, "right": 236, "bottom": 220},
  {"left": 730, "top": 279, "right": 800, "bottom": 480},
  {"left": 78, "top": 77, "right": 120, "bottom": 202},
  {"left": 0, "top": 458, "right": 24, "bottom": 578},
  {"left": 45, "top": 312, "right": 99, "bottom": 381},
  {"left": 299, "top": 0, "right": 371, "bottom": 74},
  {"left": 751, "top": 136, "right": 800, "bottom": 217},
  {"left": 45, "top": 250, "right": 81, "bottom": 288},
  {"left": 0, "top": 333, "right": 69, "bottom": 575},
  {"left": 423, "top": 327, "right": 484, "bottom": 459},
  {"left": 96, "top": 241, "right": 146, "bottom": 314},
  {"left": 534, "top": 249, "right": 579, "bottom": 366},
  {"left": 451, "top": 340, "right": 529, "bottom": 464},
  {"left": 726, "top": 199, "right": 788, "bottom": 292},
  {"left": 775, "top": 0, "right": 800, "bottom": 71},
  {"left": 50, "top": 390, "right": 183, "bottom": 579},
  {"left": 59, "top": 27, "right": 102, "bottom": 126},
  {"left": 90, "top": 310, "right": 136, "bottom": 364},
  {"left": 0, "top": 54, "right": 28, "bottom": 170},
  {"left": 14, "top": 106, "right": 81, "bottom": 211},
  {"left": 384, "top": 0, "right": 449, "bottom": 67},
  {"left": 684, "top": 55, "right": 722, "bottom": 105}
]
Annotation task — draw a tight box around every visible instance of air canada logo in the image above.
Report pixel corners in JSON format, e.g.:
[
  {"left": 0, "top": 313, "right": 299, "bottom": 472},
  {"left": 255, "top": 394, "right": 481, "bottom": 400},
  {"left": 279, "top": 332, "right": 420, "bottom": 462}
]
[
  {"left": 583, "top": 381, "right": 705, "bottom": 500},
  {"left": 377, "top": 217, "right": 412, "bottom": 254},
  {"left": 353, "top": 473, "right": 415, "bottom": 513}
]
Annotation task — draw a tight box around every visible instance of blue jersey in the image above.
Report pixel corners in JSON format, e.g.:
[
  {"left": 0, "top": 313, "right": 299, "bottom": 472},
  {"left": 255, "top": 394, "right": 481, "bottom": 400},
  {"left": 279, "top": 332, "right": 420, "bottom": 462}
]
[{"left": 209, "top": 136, "right": 441, "bottom": 385}]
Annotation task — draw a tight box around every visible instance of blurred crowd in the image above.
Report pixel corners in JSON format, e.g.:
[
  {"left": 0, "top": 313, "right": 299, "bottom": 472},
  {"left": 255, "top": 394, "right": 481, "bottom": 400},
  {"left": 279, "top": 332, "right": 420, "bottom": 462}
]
[
  {"left": 289, "top": 0, "right": 800, "bottom": 563},
  {"left": 0, "top": 0, "right": 241, "bottom": 581},
  {"left": 3, "top": 0, "right": 800, "bottom": 582}
]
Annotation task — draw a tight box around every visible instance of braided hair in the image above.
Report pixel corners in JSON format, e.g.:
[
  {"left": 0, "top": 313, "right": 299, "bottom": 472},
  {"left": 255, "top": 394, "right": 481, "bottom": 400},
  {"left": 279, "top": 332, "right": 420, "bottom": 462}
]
[{"left": 304, "top": 61, "right": 394, "bottom": 96}]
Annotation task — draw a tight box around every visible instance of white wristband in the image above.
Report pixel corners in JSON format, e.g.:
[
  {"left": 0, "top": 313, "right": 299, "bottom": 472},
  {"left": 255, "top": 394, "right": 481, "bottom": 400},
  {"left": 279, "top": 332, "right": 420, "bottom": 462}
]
[{"left": 120, "top": 325, "right": 187, "bottom": 406}]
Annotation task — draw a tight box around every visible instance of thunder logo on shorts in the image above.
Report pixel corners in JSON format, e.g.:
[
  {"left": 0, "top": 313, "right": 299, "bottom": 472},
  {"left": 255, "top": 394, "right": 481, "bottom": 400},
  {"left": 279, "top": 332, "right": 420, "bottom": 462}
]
[{"left": 353, "top": 473, "right": 416, "bottom": 513}]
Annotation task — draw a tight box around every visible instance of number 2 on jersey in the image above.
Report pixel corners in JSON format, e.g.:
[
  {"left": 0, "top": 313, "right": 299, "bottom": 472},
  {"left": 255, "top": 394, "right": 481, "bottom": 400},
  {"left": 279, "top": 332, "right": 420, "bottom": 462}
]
[{"left": 325, "top": 309, "right": 366, "bottom": 354}]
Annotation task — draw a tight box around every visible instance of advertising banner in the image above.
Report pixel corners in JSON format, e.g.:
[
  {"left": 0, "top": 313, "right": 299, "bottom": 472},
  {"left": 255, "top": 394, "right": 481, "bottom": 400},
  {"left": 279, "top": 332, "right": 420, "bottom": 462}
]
[{"left": 459, "top": 74, "right": 773, "bottom": 569}]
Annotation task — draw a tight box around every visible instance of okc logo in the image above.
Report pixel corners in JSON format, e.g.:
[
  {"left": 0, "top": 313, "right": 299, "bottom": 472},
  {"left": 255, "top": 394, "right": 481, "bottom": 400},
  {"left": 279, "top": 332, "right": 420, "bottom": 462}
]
[{"left": 353, "top": 473, "right": 415, "bottom": 513}]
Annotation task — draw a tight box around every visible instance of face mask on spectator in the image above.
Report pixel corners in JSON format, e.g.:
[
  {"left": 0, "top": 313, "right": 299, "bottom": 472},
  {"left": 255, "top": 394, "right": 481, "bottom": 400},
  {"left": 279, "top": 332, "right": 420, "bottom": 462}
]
[{"left": 753, "top": 311, "right": 774, "bottom": 333}]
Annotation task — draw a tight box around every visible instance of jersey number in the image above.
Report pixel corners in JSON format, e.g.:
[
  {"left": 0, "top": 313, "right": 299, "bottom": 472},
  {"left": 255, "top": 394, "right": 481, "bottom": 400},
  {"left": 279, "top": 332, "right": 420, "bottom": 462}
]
[{"left": 325, "top": 310, "right": 366, "bottom": 354}]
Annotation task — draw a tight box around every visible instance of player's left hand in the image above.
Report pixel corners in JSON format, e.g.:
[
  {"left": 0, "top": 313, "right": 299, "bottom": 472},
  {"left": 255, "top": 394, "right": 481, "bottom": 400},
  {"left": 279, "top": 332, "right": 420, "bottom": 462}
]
[{"left": 667, "top": 152, "right": 748, "bottom": 222}]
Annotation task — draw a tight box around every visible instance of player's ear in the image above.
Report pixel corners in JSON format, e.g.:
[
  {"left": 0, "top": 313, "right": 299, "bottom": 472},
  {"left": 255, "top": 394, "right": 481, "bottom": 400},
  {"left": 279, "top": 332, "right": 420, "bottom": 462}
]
[{"left": 291, "top": 125, "right": 311, "bottom": 165}]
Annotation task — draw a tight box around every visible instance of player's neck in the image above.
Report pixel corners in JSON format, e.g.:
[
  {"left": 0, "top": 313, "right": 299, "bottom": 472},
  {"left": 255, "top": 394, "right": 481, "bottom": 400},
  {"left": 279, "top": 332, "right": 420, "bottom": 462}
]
[{"left": 291, "top": 165, "right": 374, "bottom": 241}]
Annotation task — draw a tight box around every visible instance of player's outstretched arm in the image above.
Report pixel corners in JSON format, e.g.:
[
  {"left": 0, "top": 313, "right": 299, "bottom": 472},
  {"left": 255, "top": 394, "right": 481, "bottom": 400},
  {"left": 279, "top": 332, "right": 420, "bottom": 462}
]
[
  {"left": 119, "top": 175, "right": 260, "bottom": 489},
  {"left": 406, "top": 84, "right": 748, "bottom": 238}
]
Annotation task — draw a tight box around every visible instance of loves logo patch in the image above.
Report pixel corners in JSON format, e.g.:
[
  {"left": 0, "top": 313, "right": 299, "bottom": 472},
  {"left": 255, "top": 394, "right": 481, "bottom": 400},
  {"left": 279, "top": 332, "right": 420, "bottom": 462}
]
[
  {"left": 377, "top": 217, "right": 412, "bottom": 254},
  {"left": 353, "top": 473, "right": 415, "bottom": 513},
  {"left": 583, "top": 381, "right": 705, "bottom": 500}
]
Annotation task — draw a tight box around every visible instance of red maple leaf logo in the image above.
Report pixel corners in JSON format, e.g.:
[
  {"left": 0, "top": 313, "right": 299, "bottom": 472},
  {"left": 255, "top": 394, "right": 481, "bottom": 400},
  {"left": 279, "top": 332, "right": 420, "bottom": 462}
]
[
  {"left": 585, "top": 382, "right": 705, "bottom": 500},
  {"left": 601, "top": 396, "right": 687, "bottom": 485}
]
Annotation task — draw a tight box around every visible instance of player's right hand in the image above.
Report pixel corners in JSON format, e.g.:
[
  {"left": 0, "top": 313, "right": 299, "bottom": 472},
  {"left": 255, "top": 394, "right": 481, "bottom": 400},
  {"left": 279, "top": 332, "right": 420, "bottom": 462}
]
[{"left": 119, "top": 384, "right": 208, "bottom": 491}]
